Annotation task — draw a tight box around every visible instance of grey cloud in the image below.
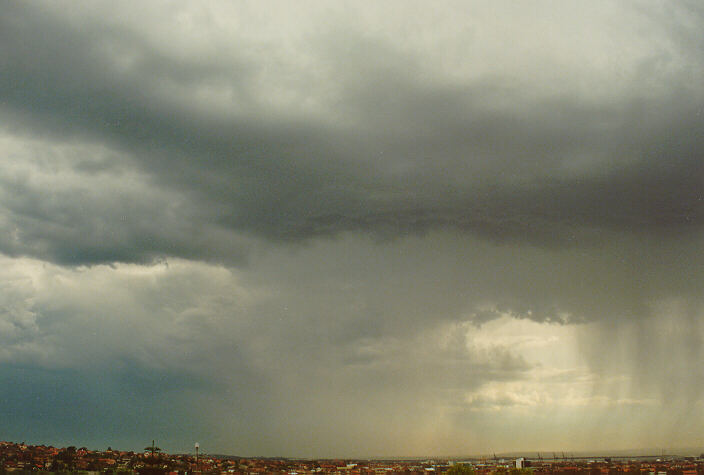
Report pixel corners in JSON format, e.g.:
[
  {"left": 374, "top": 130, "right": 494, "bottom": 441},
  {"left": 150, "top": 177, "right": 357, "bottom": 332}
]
[
  {"left": 0, "top": 257, "right": 276, "bottom": 452},
  {"left": 1, "top": 0, "right": 704, "bottom": 456},
  {"left": 1, "top": 1, "right": 703, "bottom": 268},
  {"left": 0, "top": 254, "right": 540, "bottom": 455},
  {"left": 248, "top": 231, "right": 704, "bottom": 330},
  {"left": 0, "top": 135, "right": 257, "bottom": 266},
  {"left": 0, "top": 227, "right": 701, "bottom": 454}
]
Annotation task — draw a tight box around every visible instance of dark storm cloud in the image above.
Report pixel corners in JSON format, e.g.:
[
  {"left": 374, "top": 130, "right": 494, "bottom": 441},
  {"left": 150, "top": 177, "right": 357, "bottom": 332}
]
[
  {"left": 1, "top": 1, "right": 703, "bottom": 267},
  {"left": 0, "top": 161, "right": 251, "bottom": 266},
  {"left": 2, "top": 0, "right": 704, "bottom": 456}
]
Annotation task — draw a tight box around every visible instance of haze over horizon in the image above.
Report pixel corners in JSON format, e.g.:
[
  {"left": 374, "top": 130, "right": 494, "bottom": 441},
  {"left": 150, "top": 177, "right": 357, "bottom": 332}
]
[{"left": 1, "top": 0, "right": 703, "bottom": 458}]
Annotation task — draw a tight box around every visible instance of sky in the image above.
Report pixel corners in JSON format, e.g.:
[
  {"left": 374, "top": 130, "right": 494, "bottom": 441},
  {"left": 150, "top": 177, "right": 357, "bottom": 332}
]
[{"left": 0, "top": 0, "right": 703, "bottom": 458}]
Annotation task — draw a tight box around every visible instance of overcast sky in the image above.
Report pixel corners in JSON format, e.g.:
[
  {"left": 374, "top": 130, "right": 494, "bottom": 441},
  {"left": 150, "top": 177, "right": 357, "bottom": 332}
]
[{"left": 1, "top": 0, "right": 703, "bottom": 458}]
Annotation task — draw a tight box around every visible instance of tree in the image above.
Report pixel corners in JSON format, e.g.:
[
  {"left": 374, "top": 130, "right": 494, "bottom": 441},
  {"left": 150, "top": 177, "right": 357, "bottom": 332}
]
[
  {"left": 447, "top": 463, "right": 477, "bottom": 475},
  {"left": 56, "top": 446, "right": 77, "bottom": 471}
]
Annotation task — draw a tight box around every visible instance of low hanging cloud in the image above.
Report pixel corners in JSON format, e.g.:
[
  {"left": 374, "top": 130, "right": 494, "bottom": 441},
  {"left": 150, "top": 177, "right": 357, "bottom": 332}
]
[
  {"left": 1, "top": 1, "right": 702, "bottom": 264},
  {"left": 0, "top": 253, "right": 540, "bottom": 455}
]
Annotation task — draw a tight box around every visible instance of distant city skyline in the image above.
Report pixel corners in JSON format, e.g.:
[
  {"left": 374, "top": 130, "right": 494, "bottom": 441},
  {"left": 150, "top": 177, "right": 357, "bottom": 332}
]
[
  {"left": 0, "top": 0, "right": 703, "bottom": 458},
  {"left": 4, "top": 439, "right": 704, "bottom": 474}
]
